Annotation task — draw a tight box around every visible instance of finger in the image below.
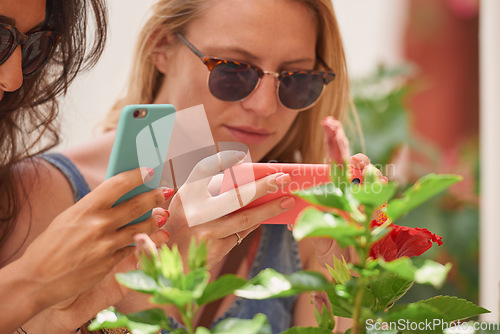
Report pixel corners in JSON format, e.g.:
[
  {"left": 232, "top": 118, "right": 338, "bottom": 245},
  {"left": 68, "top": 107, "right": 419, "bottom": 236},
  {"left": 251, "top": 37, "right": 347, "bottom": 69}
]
[
  {"left": 184, "top": 150, "right": 247, "bottom": 186},
  {"left": 349, "top": 154, "right": 370, "bottom": 170},
  {"left": 86, "top": 167, "right": 156, "bottom": 208},
  {"left": 206, "top": 196, "right": 295, "bottom": 239},
  {"left": 183, "top": 172, "right": 291, "bottom": 227},
  {"left": 114, "top": 213, "right": 169, "bottom": 248},
  {"left": 111, "top": 187, "right": 174, "bottom": 229},
  {"left": 217, "top": 172, "right": 290, "bottom": 206}
]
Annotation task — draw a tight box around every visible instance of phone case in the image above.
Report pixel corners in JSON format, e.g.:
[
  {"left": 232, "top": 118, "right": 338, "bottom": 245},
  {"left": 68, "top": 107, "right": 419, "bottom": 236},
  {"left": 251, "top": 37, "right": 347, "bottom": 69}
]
[
  {"left": 106, "top": 104, "right": 176, "bottom": 225},
  {"left": 219, "top": 163, "right": 331, "bottom": 224}
]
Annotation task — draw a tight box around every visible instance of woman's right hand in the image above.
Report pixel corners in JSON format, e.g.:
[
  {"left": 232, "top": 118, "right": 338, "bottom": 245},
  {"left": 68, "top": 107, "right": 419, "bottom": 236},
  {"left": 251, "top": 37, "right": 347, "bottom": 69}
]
[
  {"left": 18, "top": 167, "right": 173, "bottom": 312},
  {"left": 165, "top": 151, "right": 294, "bottom": 266}
]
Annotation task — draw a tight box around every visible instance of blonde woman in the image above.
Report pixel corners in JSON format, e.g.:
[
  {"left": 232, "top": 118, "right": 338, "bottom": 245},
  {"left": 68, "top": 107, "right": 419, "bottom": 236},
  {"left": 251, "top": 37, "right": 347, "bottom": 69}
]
[{"left": 96, "top": 0, "right": 354, "bottom": 332}]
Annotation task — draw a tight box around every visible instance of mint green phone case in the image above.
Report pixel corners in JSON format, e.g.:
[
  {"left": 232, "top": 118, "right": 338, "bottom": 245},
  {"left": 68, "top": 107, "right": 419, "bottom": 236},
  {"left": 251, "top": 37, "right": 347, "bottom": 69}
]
[{"left": 106, "top": 104, "right": 176, "bottom": 226}]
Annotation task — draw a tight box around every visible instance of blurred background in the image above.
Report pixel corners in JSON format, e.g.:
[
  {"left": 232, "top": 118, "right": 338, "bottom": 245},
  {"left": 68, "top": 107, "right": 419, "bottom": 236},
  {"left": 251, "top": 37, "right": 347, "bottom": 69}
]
[{"left": 57, "top": 0, "right": 492, "bottom": 320}]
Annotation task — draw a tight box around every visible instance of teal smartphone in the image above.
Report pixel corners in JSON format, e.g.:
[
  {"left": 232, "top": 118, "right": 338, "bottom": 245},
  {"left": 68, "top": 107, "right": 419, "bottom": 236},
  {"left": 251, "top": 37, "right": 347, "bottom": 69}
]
[{"left": 106, "top": 104, "right": 176, "bottom": 225}]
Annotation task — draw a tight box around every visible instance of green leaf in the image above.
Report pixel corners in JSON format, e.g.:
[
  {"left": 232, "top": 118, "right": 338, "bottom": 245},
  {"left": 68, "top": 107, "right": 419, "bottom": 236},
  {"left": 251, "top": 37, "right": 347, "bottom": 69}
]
[
  {"left": 368, "top": 273, "right": 413, "bottom": 312},
  {"left": 294, "top": 183, "right": 353, "bottom": 212},
  {"left": 330, "top": 161, "right": 349, "bottom": 191},
  {"left": 379, "top": 258, "right": 416, "bottom": 281},
  {"left": 140, "top": 252, "right": 160, "bottom": 278},
  {"left": 379, "top": 258, "right": 451, "bottom": 289},
  {"left": 151, "top": 287, "right": 197, "bottom": 308},
  {"left": 326, "top": 255, "right": 352, "bottom": 284},
  {"left": 413, "top": 259, "right": 452, "bottom": 289},
  {"left": 89, "top": 307, "right": 169, "bottom": 334},
  {"left": 211, "top": 313, "right": 272, "bottom": 334},
  {"left": 350, "top": 182, "right": 397, "bottom": 208},
  {"left": 383, "top": 302, "right": 445, "bottom": 322},
  {"left": 235, "top": 269, "right": 329, "bottom": 300},
  {"left": 198, "top": 274, "right": 247, "bottom": 305},
  {"left": 159, "top": 244, "right": 184, "bottom": 284},
  {"left": 416, "top": 296, "right": 490, "bottom": 322},
  {"left": 293, "top": 208, "right": 363, "bottom": 248},
  {"left": 386, "top": 174, "right": 462, "bottom": 220},
  {"left": 314, "top": 304, "right": 336, "bottom": 331},
  {"left": 188, "top": 238, "right": 207, "bottom": 271},
  {"left": 279, "top": 327, "right": 333, "bottom": 334},
  {"left": 326, "top": 284, "right": 353, "bottom": 318},
  {"left": 115, "top": 271, "right": 159, "bottom": 294},
  {"left": 180, "top": 269, "right": 210, "bottom": 300}
]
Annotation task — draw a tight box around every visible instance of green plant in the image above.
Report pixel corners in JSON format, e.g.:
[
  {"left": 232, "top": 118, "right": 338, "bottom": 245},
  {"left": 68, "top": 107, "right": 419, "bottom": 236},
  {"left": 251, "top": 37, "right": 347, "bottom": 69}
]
[
  {"left": 88, "top": 237, "right": 331, "bottom": 334},
  {"left": 291, "top": 160, "right": 489, "bottom": 333},
  {"left": 89, "top": 160, "right": 493, "bottom": 334}
]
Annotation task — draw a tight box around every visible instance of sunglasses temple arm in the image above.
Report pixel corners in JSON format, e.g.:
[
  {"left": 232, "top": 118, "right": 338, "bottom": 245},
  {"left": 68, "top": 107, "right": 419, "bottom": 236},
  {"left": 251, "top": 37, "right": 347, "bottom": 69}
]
[
  {"left": 316, "top": 55, "right": 334, "bottom": 72},
  {"left": 175, "top": 32, "right": 205, "bottom": 61}
]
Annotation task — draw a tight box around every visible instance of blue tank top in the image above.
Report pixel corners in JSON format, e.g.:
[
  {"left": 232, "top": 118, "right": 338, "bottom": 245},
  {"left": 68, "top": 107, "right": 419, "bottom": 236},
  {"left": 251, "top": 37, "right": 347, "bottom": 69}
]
[
  {"left": 163, "top": 224, "right": 303, "bottom": 334},
  {"left": 39, "top": 153, "right": 91, "bottom": 201},
  {"left": 39, "top": 153, "right": 302, "bottom": 333}
]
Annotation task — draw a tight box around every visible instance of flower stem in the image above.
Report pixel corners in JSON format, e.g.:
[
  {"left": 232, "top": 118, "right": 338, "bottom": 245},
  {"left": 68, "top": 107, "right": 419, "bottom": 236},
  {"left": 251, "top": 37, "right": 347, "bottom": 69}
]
[{"left": 351, "top": 277, "right": 366, "bottom": 334}]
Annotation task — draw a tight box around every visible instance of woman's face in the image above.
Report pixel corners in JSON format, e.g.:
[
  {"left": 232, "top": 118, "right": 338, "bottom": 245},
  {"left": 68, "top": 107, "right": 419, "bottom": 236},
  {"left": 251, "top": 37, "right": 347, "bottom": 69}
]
[
  {"left": 153, "top": 0, "right": 318, "bottom": 161},
  {"left": 0, "top": 0, "right": 46, "bottom": 102}
]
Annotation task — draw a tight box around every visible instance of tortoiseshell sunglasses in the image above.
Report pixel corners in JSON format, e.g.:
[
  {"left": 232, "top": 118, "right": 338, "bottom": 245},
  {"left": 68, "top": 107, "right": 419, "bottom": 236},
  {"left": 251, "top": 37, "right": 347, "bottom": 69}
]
[
  {"left": 0, "top": 23, "right": 60, "bottom": 77},
  {"left": 175, "top": 33, "right": 336, "bottom": 111}
]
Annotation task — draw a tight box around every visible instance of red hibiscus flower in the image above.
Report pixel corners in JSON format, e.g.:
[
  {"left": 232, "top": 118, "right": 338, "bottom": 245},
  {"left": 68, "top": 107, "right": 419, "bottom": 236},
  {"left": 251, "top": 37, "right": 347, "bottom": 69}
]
[{"left": 370, "top": 219, "right": 443, "bottom": 262}]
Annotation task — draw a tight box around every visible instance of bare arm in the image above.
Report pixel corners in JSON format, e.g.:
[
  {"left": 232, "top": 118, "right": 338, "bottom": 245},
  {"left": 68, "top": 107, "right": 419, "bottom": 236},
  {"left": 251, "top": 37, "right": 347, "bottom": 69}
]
[{"left": 0, "top": 160, "right": 171, "bottom": 333}]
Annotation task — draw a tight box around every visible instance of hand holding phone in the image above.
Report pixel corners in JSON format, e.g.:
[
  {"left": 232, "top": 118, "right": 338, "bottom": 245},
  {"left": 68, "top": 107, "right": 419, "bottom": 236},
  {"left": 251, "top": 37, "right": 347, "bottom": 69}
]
[
  {"left": 219, "top": 163, "right": 331, "bottom": 224},
  {"left": 106, "top": 104, "right": 176, "bottom": 225}
]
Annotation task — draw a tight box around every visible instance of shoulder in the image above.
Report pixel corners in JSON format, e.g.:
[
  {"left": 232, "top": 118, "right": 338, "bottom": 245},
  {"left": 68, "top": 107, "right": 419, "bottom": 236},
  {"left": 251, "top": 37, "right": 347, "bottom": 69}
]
[{"left": 0, "top": 157, "right": 75, "bottom": 264}]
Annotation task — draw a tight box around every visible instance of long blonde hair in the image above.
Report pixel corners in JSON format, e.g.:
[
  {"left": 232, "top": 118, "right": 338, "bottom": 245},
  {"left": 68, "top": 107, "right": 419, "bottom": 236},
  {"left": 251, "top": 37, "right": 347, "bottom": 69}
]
[{"left": 103, "top": 0, "right": 351, "bottom": 164}]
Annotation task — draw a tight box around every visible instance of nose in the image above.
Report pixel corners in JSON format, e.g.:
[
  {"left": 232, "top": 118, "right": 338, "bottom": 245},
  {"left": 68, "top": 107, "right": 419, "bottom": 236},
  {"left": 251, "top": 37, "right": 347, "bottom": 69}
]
[
  {"left": 240, "top": 74, "right": 279, "bottom": 117},
  {"left": 0, "top": 47, "right": 24, "bottom": 93}
]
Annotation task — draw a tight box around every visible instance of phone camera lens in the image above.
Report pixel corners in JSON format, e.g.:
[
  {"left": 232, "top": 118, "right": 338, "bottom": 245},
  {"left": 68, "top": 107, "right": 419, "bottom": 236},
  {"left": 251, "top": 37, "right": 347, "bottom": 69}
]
[{"left": 133, "top": 109, "right": 148, "bottom": 118}]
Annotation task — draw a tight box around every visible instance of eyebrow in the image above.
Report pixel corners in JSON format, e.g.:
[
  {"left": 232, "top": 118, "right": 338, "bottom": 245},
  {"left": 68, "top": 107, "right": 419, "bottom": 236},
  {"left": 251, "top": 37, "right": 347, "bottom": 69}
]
[{"left": 206, "top": 45, "right": 316, "bottom": 69}]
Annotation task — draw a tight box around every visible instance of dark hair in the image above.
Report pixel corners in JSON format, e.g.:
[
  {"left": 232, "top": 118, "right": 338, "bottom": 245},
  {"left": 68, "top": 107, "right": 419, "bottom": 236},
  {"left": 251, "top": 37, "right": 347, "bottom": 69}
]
[{"left": 0, "top": 0, "right": 108, "bottom": 255}]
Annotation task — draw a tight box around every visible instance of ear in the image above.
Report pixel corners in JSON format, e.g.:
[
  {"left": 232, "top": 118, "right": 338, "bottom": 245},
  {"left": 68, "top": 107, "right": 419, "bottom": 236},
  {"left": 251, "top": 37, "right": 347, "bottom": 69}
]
[
  {"left": 151, "top": 33, "right": 177, "bottom": 75},
  {"left": 152, "top": 49, "right": 169, "bottom": 74}
]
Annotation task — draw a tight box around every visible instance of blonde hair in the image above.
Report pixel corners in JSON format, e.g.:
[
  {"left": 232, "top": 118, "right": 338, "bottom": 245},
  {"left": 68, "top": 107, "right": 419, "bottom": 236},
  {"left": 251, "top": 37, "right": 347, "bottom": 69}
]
[{"left": 103, "top": 0, "right": 351, "bottom": 164}]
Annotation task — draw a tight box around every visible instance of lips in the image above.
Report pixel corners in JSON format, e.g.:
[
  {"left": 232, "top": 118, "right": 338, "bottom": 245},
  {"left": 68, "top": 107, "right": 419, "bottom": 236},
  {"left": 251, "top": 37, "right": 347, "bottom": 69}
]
[{"left": 224, "top": 125, "right": 272, "bottom": 145}]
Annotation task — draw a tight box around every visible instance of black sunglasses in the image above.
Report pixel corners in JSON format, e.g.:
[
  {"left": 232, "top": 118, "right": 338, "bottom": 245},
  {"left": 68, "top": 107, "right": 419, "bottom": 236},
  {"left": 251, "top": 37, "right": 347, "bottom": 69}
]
[
  {"left": 175, "top": 33, "right": 336, "bottom": 111},
  {"left": 0, "top": 23, "right": 61, "bottom": 77}
]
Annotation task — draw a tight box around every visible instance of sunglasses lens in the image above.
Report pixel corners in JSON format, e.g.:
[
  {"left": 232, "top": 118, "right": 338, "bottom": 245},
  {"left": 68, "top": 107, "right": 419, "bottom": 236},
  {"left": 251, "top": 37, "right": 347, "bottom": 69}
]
[
  {"left": 279, "top": 73, "right": 325, "bottom": 110},
  {"left": 0, "top": 27, "right": 15, "bottom": 63},
  {"left": 22, "top": 32, "right": 57, "bottom": 76},
  {"left": 209, "top": 61, "right": 259, "bottom": 102}
]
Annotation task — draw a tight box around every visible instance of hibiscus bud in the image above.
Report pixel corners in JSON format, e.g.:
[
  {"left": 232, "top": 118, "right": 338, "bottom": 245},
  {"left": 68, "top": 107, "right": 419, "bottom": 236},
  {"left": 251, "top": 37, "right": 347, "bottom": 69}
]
[
  {"left": 322, "top": 116, "right": 351, "bottom": 164},
  {"left": 312, "top": 291, "right": 332, "bottom": 312}
]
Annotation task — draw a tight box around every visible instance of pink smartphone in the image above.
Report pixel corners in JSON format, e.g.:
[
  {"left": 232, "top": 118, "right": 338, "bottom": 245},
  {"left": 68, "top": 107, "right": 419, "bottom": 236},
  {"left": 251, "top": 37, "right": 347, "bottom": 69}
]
[{"left": 219, "top": 163, "right": 331, "bottom": 224}]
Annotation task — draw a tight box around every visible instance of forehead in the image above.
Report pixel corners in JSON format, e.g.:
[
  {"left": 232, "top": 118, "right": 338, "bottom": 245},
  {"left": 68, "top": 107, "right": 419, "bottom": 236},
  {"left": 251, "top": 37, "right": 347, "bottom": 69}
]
[
  {"left": 0, "top": 0, "right": 46, "bottom": 33},
  {"left": 185, "top": 0, "right": 318, "bottom": 64}
]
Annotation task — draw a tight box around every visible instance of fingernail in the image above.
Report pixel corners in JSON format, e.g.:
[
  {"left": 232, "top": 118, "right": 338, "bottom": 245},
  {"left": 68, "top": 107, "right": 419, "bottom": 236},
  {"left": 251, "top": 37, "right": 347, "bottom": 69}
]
[
  {"left": 160, "top": 230, "right": 170, "bottom": 240},
  {"left": 275, "top": 173, "right": 291, "bottom": 186},
  {"left": 147, "top": 168, "right": 155, "bottom": 176},
  {"left": 280, "top": 196, "right": 295, "bottom": 209},
  {"left": 164, "top": 209, "right": 170, "bottom": 218},
  {"left": 157, "top": 216, "right": 167, "bottom": 228},
  {"left": 163, "top": 188, "right": 175, "bottom": 200}
]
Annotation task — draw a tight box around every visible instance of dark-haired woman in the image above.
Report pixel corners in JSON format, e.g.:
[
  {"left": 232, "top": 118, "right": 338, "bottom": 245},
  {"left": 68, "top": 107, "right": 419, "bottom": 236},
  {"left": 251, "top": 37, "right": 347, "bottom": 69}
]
[{"left": 0, "top": 1, "right": 172, "bottom": 332}]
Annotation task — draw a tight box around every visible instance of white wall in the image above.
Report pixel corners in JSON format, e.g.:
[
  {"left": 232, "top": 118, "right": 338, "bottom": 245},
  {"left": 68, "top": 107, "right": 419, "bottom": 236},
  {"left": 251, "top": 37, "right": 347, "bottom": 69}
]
[
  {"left": 57, "top": 0, "right": 408, "bottom": 150},
  {"left": 479, "top": 0, "right": 500, "bottom": 322}
]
